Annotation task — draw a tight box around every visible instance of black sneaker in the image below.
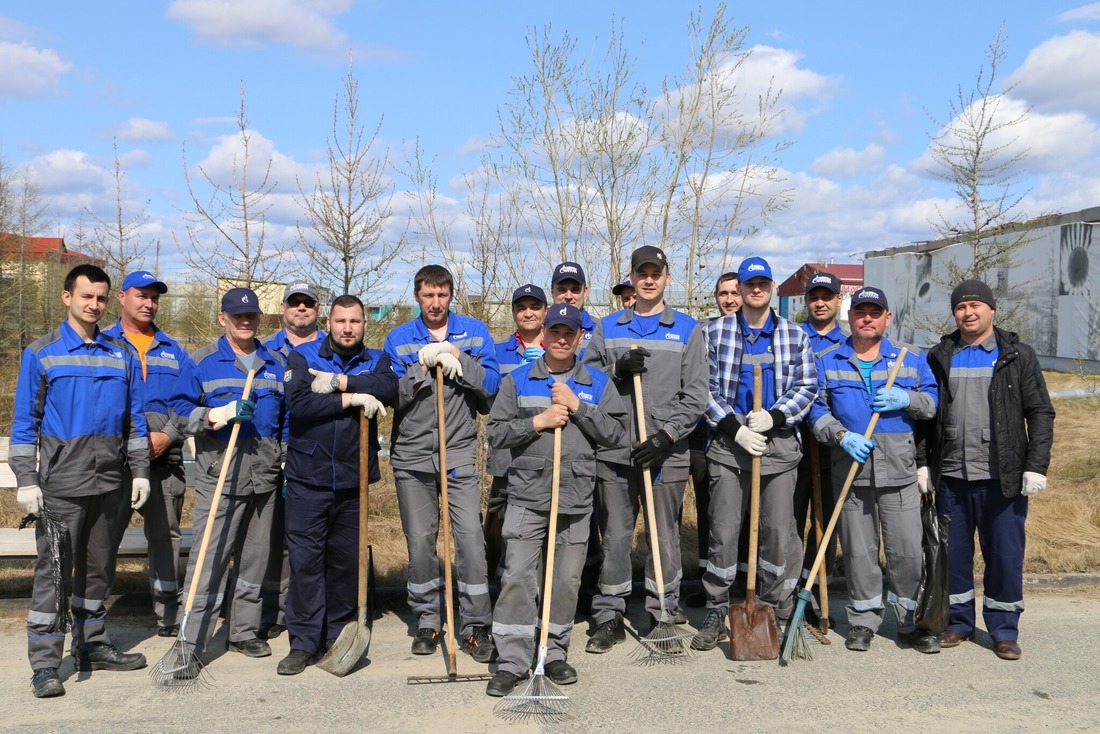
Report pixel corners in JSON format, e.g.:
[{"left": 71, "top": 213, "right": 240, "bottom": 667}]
[
  {"left": 485, "top": 670, "right": 527, "bottom": 697},
  {"left": 157, "top": 624, "right": 180, "bottom": 638},
  {"left": 31, "top": 667, "right": 65, "bottom": 698},
  {"left": 585, "top": 612, "right": 625, "bottom": 654},
  {"left": 461, "top": 626, "right": 495, "bottom": 663},
  {"left": 277, "top": 649, "right": 319, "bottom": 675},
  {"left": 898, "top": 629, "right": 941, "bottom": 654},
  {"left": 691, "top": 608, "right": 729, "bottom": 651},
  {"left": 544, "top": 659, "right": 578, "bottom": 685},
  {"left": 76, "top": 642, "right": 148, "bottom": 672},
  {"left": 845, "top": 625, "right": 874, "bottom": 652},
  {"left": 411, "top": 628, "right": 442, "bottom": 655},
  {"left": 227, "top": 638, "right": 272, "bottom": 658}
]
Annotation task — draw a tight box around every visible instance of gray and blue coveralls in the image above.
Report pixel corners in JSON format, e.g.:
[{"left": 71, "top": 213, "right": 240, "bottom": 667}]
[
  {"left": 11, "top": 321, "right": 150, "bottom": 671},
  {"left": 582, "top": 305, "right": 708, "bottom": 624},
  {"left": 488, "top": 358, "right": 627, "bottom": 676},
  {"left": 382, "top": 313, "right": 499, "bottom": 637},
  {"left": 810, "top": 337, "right": 938, "bottom": 634},
  {"left": 169, "top": 337, "right": 286, "bottom": 653}
]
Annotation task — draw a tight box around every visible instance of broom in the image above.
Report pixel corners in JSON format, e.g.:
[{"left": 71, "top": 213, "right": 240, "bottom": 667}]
[
  {"left": 780, "top": 348, "right": 908, "bottom": 664},
  {"left": 494, "top": 427, "right": 570, "bottom": 723},
  {"left": 151, "top": 368, "right": 256, "bottom": 690}
]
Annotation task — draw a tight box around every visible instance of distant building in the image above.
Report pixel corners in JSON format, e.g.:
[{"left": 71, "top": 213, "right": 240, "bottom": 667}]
[
  {"left": 0, "top": 235, "right": 105, "bottom": 282},
  {"left": 776, "top": 262, "right": 864, "bottom": 322}
]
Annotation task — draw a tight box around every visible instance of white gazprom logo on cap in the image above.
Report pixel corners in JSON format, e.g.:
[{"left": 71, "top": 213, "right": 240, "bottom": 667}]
[
  {"left": 558, "top": 306, "right": 568, "bottom": 315},
  {"left": 241, "top": 294, "right": 250, "bottom": 303},
  {"left": 558, "top": 265, "right": 578, "bottom": 274},
  {"left": 812, "top": 275, "right": 830, "bottom": 284},
  {"left": 141, "top": 273, "right": 154, "bottom": 281},
  {"left": 859, "top": 290, "right": 878, "bottom": 300},
  {"left": 523, "top": 286, "right": 532, "bottom": 293},
  {"left": 747, "top": 263, "right": 765, "bottom": 272}
]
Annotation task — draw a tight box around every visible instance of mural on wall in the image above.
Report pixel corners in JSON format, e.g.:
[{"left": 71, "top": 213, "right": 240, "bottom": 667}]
[{"left": 1058, "top": 222, "right": 1100, "bottom": 360}]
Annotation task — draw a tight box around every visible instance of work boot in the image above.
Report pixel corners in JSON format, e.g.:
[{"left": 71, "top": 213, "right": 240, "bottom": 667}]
[
  {"left": 157, "top": 624, "right": 180, "bottom": 638},
  {"left": 544, "top": 660, "right": 578, "bottom": 685},
  {"left": 461, "top": 626, "right": 495, "bottom": 663},
  {"left": 227, "top": 638, "right": 272, "bottom": 658},
  {"left": 845, "top": 626, "right": 874, "bottom": 652},
  {"left": 76, "top": 642, "right": 148, "bottom": 672},
  {"left": 897, "top": 629, "right": 941, "bottom": 654},
  {"left": 485, "top": 670, "right": 527, "bottom": 697},
  {"left": 585, "top": 612, "right": 625, "bottom": 654},
  {"left": 260, "top": 623, "right": 287, "bottom": 640},
  {"left": 411, "top": 628, "right": 442, "bottom": 655},
  {"left": 31, "top": 667, "right": 65, "bottom": 698},
  {"left": 277, "top": 649, "right": 318, "bottom": 675},
  {"left": 691, "top": 608, "right": 729, "bottom": 651}
]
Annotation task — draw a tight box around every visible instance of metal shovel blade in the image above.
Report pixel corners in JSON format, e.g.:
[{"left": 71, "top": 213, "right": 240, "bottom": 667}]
[
  {"left": 728, "top": 591, "right": 779, "bottom": 661},
  {"left": 316, "top": 606, "right": 370, "bottom": 677}
]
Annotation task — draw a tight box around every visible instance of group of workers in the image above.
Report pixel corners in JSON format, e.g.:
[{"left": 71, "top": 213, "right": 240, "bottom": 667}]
[{"left": 12, "top": 249, "right": 1054, "bottom": 699}]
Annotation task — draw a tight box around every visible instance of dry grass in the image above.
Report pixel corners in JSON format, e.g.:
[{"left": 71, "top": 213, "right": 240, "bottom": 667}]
[{"left": 3, "top": 373, "right": 1099, "bottom": 596}]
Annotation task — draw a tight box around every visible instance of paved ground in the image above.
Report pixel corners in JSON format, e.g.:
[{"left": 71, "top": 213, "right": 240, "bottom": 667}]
[{"left": 1, "top": 583, "right": 1098, "bottom": 733}]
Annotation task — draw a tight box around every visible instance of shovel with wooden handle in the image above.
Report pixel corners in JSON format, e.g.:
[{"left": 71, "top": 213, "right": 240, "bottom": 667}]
[{"left": 728, "top": 363, "right": 780, "bottom": 660}]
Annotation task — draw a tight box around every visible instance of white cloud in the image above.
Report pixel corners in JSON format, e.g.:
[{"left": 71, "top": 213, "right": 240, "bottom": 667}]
[
  {"left": 1057, "top": 3, "right": 1100, "bottom": 21},
  {"left": 0, "top": 41, "right": 70, "bottom": 98},
  {"left": 1009, "top": 30, "right": 1100, "bottom": 115},
  {"left": 117, "top": 118, "right": 174, "bottom": 143},
  {"left": 812, "top": 144, "right": 886, "bottom": 178},
  {"left": 167, "top": 0, "right": 350, "bottom": 49}
]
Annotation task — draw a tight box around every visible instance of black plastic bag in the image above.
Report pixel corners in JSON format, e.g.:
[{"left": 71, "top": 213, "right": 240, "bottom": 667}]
[
  {"left": 915, "top": 494, "right": 950, "bottom": 633},
  {"left": 19, "top": 509, "right": 72, "bottom": 634}
]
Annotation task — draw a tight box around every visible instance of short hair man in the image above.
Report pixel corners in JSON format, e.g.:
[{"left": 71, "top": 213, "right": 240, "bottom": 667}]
[
  {"left": 611, "top": 275, "right": 635, "bottom": 309},
  {"left": 695, "top": 256, "right": 817, "bottom": 651},
  {"left": 925, "top": 280, "right": 1055, "bottom": 660},
  {"left": 550, "top": 261, "right": 597, "bottom": 352},
  {"left": 104, "top": 271, "right": 189, "bottom": 638},
  {"left": 264, "top": 280, "right": 326, "bottom": 357},
  {"left": 791, "top": 271, "right": 847, "bottom": 625},
  {"left": 12, "top": 264, "right": 150, "bottom": 698},
  {"left": 485, "top": 303, "right": 628, "bottom": 696},
  {"left": 382, "top": 265, "right": 500, "bottom": 662},
  {"left": 278, "top": 295, "right": 397, "bottom": 674},
  {"left": 169, "top": 287, "right": 287, "bottom": 660},
  {"left": 713, "top": 272, "right": 742, "bottom": 316},
  {"left": 582, "top": 246, "right": 709, "bottom": 651},
  {"left": 809, "top": 287, "right": 940, "bottom": 654}
]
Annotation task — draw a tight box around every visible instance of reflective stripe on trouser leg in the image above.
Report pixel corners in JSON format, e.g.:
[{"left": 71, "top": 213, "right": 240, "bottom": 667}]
[
  {"left": 228, "top": 490, "right": 276, "bottom": 644},
  {"left": 545, "top": 510, "right": 591, "bottom": 662},
  {"left": 839, "top": 485, "right": 886, "bottom": 633},
  {"left": 143, "top": 463, "right": 186, "bottom": 627},
  {"left": 395, "top": 469, "right": 445, "bottom": 630},
  {"left": 973, "top": 478, "right": 1028, "bottom": 641},
  {"left": 755, "top": 469, "right": 801, "bottom": 615},
  {"left": 591, "top": 462, "right": 637, "bottom": 624},
  {"left": 877, "top": 483, "right": 923, "bottom": 634},
  {"left": 639, "top": 465, "right": 688, "bottom": 623},
  {"left": 445, "top": 469, "right": 491, "bottom": 636},
  {"left": 701, "top": 459, "right": 746, "bottom": 608},
  {"left": 937, "top": 476, "right": 978, "bottom": 635}
]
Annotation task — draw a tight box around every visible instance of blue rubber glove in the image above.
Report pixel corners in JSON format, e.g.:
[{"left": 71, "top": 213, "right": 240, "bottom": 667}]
[
  {"left": 872, "top": 387, "right": 910, "bottom": 413},
  {"left": 839, "top": 431, "right": 876, "bottom": 463},
  {"left": 523, "top": 345, "right": 545, "bottom": 363}
]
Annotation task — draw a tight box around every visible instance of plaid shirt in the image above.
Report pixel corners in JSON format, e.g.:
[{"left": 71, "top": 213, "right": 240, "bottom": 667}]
[{"left": 703, "top": 310, "right": 817, "bottom": 428}]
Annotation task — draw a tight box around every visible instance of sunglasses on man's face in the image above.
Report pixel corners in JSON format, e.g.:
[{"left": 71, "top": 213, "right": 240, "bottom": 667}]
[{"left": 287, "top": 297, "right": 317, "bottom": 308}]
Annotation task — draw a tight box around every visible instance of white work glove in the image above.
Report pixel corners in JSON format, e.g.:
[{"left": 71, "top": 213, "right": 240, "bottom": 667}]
[
  {"left": 734, "top": 425, "right": 767, "bottom": 456},
  {"left": 349, "top": 393, "right": 387, "bottom": 419},
  {"left": 207, "top": 400, "right": 255, "bottom": 431},
  {"left": 131, "top": 477, "right": 151, "bottom": 510},
  {"left": 17, "top": 485, "right": 43, "bottom": 515},
  {"left": 308, "top": 369, "right": 340, "bottom": 394},
  {"left": 916, "top": 466, "right": 931, "bottom": 495},
  {"left": 745, "top": 410, "right": 775, "bottom": 433},
  {"left": 435, "top": 352, "right": 463, "bottom": 379},
  {"left": 418, "top": 342, "right": 454, "bottom": 368},
  {"left": 1021, "top": 471, "right": 1047, "bottom": 496}
]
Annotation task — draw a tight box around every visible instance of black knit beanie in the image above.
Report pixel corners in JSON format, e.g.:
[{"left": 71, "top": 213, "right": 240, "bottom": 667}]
[{"left": 950, "top": 279, "right": 996, "bottom": 310}]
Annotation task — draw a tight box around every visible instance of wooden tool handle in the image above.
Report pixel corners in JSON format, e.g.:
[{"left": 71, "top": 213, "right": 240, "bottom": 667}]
[
  {"left": 630, "top": 348, "right": 666, "bottom": 607},
  {"left": 537, "top": 427, "right": 563, "bottom": 650},
  {"left": 435, "top": 366, "right": 459, "bottom": 673},
  {"left": 747, "top": 364, "right": 763, "bottom": 594}
]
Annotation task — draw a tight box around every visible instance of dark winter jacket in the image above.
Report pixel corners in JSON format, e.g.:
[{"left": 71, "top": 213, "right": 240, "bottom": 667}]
[{"left": 925, "top": 326, "right": 1055, "bottom": 498}]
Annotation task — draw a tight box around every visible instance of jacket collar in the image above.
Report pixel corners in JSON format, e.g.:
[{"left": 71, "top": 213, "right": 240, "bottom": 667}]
[{"left": 529, "top": 357, "right": 595, "bottom": 385}]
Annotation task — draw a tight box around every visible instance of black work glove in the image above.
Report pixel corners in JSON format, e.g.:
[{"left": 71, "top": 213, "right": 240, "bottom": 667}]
[
  {"left": 716, "top": 414, "right": 742, "bottom": 440},
  {"left": 164, "top": 444, "right": 184, "bottom": 467},
  {"left": 487, "top": 488, "right": 509, "bottom": 518},
  {"left": 632, "top": 429, "right": 674, "bottom": 468},
  {"left": 615, "top": 347, "right": 651, "bottom": 376}
]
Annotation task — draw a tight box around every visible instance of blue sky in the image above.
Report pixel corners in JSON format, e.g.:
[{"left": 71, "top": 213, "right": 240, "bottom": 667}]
[{"left": 3, "top": 1, "right": 1099, "bottom": 297}]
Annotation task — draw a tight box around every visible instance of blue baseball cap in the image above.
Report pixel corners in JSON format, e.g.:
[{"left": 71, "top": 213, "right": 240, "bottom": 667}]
[
  {"left": 611, "top": 275, "right": 634, "bottom": 296},
  {"left": 121, "top": 270, "right": 168, "bottom": 293},
  {"left": 737, "top": 256, "right": 772, "bottom": 282},
  {"left": 551, "top": 262, "right": 586, "bottom": 285},
  {"left": 221, "top": 287, "right": 261, "bottom": 315},
  {"left": 543, "top": 303, "right": 582, "bottom": 331},
  {"left": 805, "top": 271, "right": 841, "bottom": 295},
  {"left": 511, "top": 283, "right": 547, "bottom": 305},
  {"left": 849, "top": 286, "right": 889, "bottom": 311}
]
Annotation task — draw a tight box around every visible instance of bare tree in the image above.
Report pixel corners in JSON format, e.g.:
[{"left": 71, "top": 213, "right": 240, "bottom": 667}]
[
  {"left": 296, "top": 52, "right": 397, "bottom": 299},
  {"left": 179, "top": 83, "right": 289, "bottom": 289}
]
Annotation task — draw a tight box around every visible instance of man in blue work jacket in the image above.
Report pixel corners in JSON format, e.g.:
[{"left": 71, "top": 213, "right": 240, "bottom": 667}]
[
  {"left": 383, "top": 264, "right": 500, "bottom": 663},
  {"left": 12, "top": 264, "right": 150, "bottom": 698},
  {"left": 170, "top": 287, "right": 287, "bottom": 660},
  {"left": 278, "top": 294, "right": 397, "bottom": 675},
  {"left": 104, "top": 270, "right": 189, "bottom": 639}
]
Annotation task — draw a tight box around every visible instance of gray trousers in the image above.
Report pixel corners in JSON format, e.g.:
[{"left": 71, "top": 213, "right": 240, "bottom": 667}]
[
  {"left": 114, "top": 461, "right": 187, "bottom": 628},
  {"left": 493, "top": 506, "right": 590, "bottom": 677},
  {"left": 591, "top": 462, "right": 688, "bottom": 625},
  {"left": 181, "top": 487, "right": 277, "bottom": 653},
  {"left": 394, "top": 467, "right": 491, "bottom": 636},
  {"left": 28, "top": 489, "right": 122, "bottom": 670},
  {"left": 703, "top": 460, "right": 801, "bottom": 614},
  {"left": 838, "top": 482, "right": 923, "bottom": 634}
]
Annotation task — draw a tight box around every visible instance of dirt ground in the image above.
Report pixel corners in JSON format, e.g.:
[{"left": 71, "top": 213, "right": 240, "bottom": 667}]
[{"left": 0, "top": 583, "right": 1098, "bottom": 733}]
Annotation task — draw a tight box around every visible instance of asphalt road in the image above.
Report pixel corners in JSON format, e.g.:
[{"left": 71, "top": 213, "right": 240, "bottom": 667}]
[{"left": 1, "top": 584, "right": 1098, "bottom": 733}]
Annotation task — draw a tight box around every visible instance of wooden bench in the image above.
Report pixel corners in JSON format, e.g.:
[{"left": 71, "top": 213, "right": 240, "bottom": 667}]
[{"left": 0, "top": 527, "right": 194, "bottom": 562}]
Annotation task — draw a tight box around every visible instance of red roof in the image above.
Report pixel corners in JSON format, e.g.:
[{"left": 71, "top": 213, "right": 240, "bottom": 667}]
[
  {"left": 0, "top": 235, "right": 104, "bottom": 265},
  {"left": 777, "top": 262, "right": 863, "bottom": 297}
]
